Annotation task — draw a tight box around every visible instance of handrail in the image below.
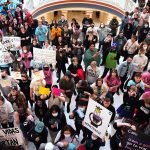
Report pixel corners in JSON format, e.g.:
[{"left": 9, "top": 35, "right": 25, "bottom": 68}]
[{"left": 23, "top": 0, "right": 137, "bottom": 13}]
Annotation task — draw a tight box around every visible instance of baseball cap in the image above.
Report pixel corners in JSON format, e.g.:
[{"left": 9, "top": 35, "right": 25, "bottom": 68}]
[
  {"left": 35, "top": 121, "right": 44, "bottom": 133},
  {"left": 11, "top": 84, "right": 18, "bottom": 91}
]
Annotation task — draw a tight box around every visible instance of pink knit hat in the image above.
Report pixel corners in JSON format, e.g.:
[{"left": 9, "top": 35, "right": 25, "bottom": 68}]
[{"left": 142, "top": 92, "right": 150, "bottom": 100}]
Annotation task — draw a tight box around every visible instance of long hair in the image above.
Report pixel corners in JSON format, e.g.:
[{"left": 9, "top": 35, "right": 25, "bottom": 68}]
[
  {"left": 107, "top": 69, "right": 120, "bottom": 80},
  {"left": 59, "top": 125, "right": 75, "bottom": 141}
]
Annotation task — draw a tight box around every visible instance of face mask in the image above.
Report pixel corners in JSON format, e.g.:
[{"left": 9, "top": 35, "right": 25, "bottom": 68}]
[
  {"left": 23, "top": 50, "right": 27, "bottom": 53},
  {"left": 145, "top": 24, "right": 149, "bottom": 28},
  {"left": 52, "top": 113, "right": 58, "bottom": 117},
  {"left": 91, "top": 135, "right": 98, "bottom": 140},
  {"left": 64, "top": 134, "right": 71, "bottom": 138}
]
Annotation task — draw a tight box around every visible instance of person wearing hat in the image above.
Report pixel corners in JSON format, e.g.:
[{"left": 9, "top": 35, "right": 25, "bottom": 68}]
[
  {"left": 109, "top": 16, "right": 119, "bottom": 36},
  {"left": 133, "top": 91, "right": 150, "bottom": 131},
  {"left": 101, "top": 43, "right": 120, "bottom": 78},
  {"left": 27, "top": 121, "right": 48, "bottom": 150},
  {"left": 8, "top": 83, "right": 27, "bottom": 111},
  {"left": 101, "top": 93, "right": 116, "bottom": 122},
  {"left": 59, "top": 71, "right": 75, "bottom": 113},
  {"left": 0, "top": 92, "right": 14, "bottom": 128}
]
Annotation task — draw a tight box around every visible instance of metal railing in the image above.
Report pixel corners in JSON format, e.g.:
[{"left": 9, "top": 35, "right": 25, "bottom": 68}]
[{"left": 23, "top": 0, "right": 137, "bottom": 13}]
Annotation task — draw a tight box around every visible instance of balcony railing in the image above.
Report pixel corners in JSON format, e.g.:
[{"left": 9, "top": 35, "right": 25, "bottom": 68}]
[{"left": 23, "top": 0, "right": 137, "bottom": 13}]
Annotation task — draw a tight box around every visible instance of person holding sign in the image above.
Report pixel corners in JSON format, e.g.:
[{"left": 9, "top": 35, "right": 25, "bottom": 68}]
[
  {"left": 48, "top": 85, "right": 65, "bottom": 109},
  {"left": 110, "top": 121, "right": 136, "bottom": 150}
]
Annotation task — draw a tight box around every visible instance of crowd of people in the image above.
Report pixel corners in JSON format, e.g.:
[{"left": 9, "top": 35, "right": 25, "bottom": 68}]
[{"left": 0, "top": 0, "right": 150, "bottom": 150}]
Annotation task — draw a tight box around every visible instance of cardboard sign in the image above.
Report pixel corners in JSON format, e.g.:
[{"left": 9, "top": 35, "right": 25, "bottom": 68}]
[
  {"left": 3, "top": 37, "right": 21, "bottom": 51},
  {"left": 32, "top": 70, "right": 45, "bottom": 80},
  {"left": 122, "top": 129, "right": 150, "bottom": 150},
  {"left": 33, "top": 47, "right": 56, "bottom": 64},
  {"left": 83, "top": 99, "right": 112, "bottom": 138},
  {"left": 11, "top": 71, "right": 21, "bottom": 80},
  {"left": 52, "top": 87, "right": 62, "bottom": 96},
  {"left": 0, "top": 127, "right": 24, "bottom": 147},
  {"left": 39, "top": 86, "right": 50, "bottom": 95},
  {"left": 0, "top": 51, "right": 13, "bottom": 65},
  {"left": 0, "top": 79, "right": 11, "bottom": 87}
]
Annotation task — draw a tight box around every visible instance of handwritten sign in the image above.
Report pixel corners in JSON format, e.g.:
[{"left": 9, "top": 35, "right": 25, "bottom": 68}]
[
  {"left": 122, "top": 129, "right": 150, "bottom": 150},
  {"left": 52, "top": 87, "right": 62, "bottom": 96},
  {"left": 83, "top": 99, "right": 112, "bottom": 138},
  {"left": 32, "top": 70, "right": 45, "bottom": 80},
  {"left": 0, "top": 51, "right": 13, "bottom": 65},
  {"left": 11, "top": 71, "right": 21, "bottom": 80},
  {"left": 39, "top": 86, "right": 50, "bottom": 95},
  {"left": 3, "top": 37, "right": 21, "bottom": 51},
  {"left": 33, "top": 47, "right": 56, "bottom": 64},
  {"left": 0, "top": 127, "right": 24, "bottom": 147}
]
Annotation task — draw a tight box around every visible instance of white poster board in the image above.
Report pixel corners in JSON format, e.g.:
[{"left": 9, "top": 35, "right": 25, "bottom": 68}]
[
  {"left": 83, "top": 99, "right": 112, "bottom": 138},
  {"left": 0, "top": 51, "right": 13, "bottom": 65},
  {"left": 32, "top": 70, "right": 45, "bottom": 80},
  {"left": 33, "top": 47, "right": 56, "bottom": 64},
  {"left": 3, "top": 37, "right": 21, "bottom": 51},
  {"left": 11, "top": 71, "right": 21, "bottom": 80},
  {"left": 0, "top": 127, "right": 24, "bottom": 147}
]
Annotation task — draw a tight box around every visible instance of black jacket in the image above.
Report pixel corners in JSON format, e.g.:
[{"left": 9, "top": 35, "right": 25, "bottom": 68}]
[{"left": 43, "top": 110, "right": 67, "bottom": 132}]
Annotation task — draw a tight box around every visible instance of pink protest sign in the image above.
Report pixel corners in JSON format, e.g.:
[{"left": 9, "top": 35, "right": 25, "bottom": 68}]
[{"left": 52, "top": 87, "right": 62, "bottom": 96}]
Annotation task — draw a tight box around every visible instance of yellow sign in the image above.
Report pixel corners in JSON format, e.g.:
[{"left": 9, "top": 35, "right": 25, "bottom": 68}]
[{"left": 39, "top": 86, "right": 51, "bottom": 95}]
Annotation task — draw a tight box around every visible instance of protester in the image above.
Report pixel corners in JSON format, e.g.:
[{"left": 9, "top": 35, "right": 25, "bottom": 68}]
[
  {"left": 44, "top": 105, "right": 67, "bottom": 142},
  {"left": 0, "top": 93, "right": 14, "bottom": 128},
  {"left": 0, "top": 1, "right": 149, "bottom": 150}
]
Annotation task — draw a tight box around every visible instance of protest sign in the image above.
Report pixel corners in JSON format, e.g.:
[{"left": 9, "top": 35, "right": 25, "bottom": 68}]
[
  {"left": 0, "top": 51, "right": 13, "bottom": 65},
  {"left": 122, "top": 129, "right": 150, "bottom": 150},
  {"left": 83, "top": 99, "right": 112, "bottom": 138},
  {"left": 33, "top": 47, "right": 56, "bottom": 64},
  {"left": 0, "top": 127, "right": 24, "bottom": 147},
  {"left": 52, "top": 87, "right": 62, "bottom": 96},
  {"left": 3, "top": 37, "right": 21, "bottom": 51},
  {"left": 32, "top": 70, "right": 45, "bottom": 80},
  {"left": 39, "top": 86, "right": 51, "bottom": 95},
  {"left": 11, "top": 71, "right": 21, "bottom": 80},
  {"left": 0, "top": 79, "right": 11, "bottom": 87}
]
